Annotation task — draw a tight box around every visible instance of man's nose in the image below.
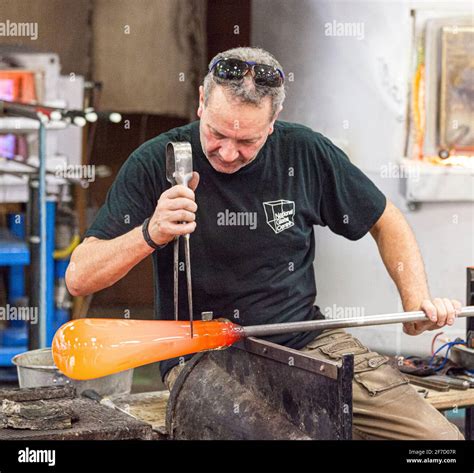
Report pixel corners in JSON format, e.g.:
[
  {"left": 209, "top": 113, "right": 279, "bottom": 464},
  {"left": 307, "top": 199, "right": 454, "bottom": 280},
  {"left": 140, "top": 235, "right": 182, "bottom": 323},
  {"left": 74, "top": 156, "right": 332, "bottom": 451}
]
[{"left": 219, "top": 140, "right": 239, "bottom": 162}]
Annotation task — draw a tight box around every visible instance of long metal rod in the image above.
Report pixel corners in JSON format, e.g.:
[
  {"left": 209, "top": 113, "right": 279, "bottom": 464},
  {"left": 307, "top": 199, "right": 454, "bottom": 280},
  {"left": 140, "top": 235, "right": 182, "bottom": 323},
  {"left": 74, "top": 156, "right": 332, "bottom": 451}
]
[
  {"left": 38, "top": 119, "right": 47, "bottom": 348},
  {"left": 0, "top": 99, "right": 121, "bottom": 124},
  {"left": 242, "top": 306, "right": 474, "bottom": 338},
  {"left": 173, "top": 237, "right": 179, "bottom": 321},
  {"left": 0, "top": 100, "right": 41, "bottom": 120},
  {"left": 184, "top": 234, "right": 193, "bottom": 338},
  {"left": 28, "top": 178, "right": 40, "bottom": 350}
]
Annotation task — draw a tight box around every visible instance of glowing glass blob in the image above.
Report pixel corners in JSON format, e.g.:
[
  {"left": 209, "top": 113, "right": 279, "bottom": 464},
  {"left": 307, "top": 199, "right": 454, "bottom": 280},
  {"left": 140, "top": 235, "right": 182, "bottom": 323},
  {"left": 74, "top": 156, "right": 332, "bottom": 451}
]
[{"left": 52, "top": 318, "right": 244, "bottom": 380}]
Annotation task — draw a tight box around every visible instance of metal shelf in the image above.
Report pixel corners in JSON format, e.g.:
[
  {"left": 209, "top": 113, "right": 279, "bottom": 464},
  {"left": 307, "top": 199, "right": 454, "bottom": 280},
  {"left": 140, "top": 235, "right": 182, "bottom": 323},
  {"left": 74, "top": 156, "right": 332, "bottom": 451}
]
[
  {"left": 0, "top": 346, "right": 27, "bottom": 366},
  {"left": 0, "top": 228, "right": 30, "bottom": 266},
  {"left": 0, "top": 117, "right": 67, "bottom": 133},
  {"left": 400, "top": 158, "right": 474, "bottom": 203},
  {"left": 0, "top": 154, "right": 72, "bottom": 203}
]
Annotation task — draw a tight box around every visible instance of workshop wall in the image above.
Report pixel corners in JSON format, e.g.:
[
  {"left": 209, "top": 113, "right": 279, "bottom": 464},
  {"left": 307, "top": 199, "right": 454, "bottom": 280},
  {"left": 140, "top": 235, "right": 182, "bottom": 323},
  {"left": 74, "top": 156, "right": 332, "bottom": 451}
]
[
  {"left": 0, "top": 0, "right": 92, "bottom": 76},
  {"left": 0, "top": 0, "right": 207, "bottom": 118},
  {"left": 252, "top": 0, "right": 473, "bottom": 356},
  {"left": 92, "top": 0, "right": 207, "bottom": 118}
]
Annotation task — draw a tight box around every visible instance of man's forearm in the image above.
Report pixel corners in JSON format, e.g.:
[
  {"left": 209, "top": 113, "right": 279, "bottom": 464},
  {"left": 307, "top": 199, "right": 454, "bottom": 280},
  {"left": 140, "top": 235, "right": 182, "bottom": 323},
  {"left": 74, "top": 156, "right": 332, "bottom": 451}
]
[
  {"left": 66, "top": 226, "right": 154, "bottom": 296},
  {"left": 370, "top": 203, "right": 431, "bottom": 311}
]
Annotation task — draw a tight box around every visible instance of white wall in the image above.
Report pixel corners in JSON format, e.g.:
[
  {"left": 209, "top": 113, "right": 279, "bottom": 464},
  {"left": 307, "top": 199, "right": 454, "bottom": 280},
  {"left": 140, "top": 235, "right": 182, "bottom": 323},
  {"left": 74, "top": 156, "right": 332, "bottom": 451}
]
[{"left": 252, "top": 0, "right": 474, "bottom": 356}]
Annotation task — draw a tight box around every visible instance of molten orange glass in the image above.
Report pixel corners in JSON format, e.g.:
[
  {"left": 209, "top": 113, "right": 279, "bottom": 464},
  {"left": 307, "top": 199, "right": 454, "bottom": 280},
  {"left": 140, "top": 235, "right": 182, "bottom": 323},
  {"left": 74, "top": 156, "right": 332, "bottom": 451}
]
[{"left": 52, "top": 318, "right": 244, "bottom": 380}]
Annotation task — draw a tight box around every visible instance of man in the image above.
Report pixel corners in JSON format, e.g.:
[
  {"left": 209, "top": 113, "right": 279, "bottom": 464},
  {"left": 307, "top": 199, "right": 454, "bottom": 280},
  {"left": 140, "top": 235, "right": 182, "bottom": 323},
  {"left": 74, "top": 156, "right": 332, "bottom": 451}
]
[{"left": 66, "top": 47, "right": 463, "bottom": 440}]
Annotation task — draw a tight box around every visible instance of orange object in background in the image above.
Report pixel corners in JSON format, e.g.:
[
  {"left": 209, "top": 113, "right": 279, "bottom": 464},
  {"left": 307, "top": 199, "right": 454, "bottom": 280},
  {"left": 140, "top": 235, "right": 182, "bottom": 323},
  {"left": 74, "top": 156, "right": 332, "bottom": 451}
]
[
  {"left": 0, "top": 70, "right": 37, "bottom": 102},
  {"left": 412, "top": 59, "right": 425, "bottom": 160},
  {"left": 52, "top": 318, "right": 244, "bottom": 380}
]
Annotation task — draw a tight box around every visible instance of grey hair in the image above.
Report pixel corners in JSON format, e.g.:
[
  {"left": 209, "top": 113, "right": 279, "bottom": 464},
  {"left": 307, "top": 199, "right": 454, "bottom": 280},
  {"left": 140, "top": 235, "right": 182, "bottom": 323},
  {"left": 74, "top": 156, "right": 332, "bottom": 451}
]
[{"left": 203, "top": 47, "right": 286, "bottom": 118}]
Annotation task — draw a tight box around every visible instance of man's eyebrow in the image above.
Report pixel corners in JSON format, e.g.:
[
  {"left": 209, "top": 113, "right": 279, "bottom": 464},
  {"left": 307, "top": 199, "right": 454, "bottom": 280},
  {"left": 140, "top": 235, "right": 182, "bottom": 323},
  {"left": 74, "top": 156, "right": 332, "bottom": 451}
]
[
  {"left": 238, "top": 135, "right": 260, "bottom": 142},
  {"left": 209, "top": 125, "right": 260, "bottom": 141},
  {"left": 209, "top": 125, "right": 226, "bottom": 137}
]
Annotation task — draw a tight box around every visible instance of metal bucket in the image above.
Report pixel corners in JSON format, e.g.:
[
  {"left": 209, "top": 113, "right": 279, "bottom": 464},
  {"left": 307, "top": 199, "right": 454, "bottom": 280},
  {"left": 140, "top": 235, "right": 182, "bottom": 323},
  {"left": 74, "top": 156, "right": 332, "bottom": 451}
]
[{"left": 12, "top": 347, "right": 133, "bottom": 398}]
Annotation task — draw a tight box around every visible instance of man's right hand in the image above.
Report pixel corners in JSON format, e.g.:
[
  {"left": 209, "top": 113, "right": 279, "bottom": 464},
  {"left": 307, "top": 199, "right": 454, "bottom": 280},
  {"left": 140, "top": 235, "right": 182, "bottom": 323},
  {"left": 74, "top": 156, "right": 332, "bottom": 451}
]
[{"left": 148, "top": 171, "right": 200, "bottom": 246}]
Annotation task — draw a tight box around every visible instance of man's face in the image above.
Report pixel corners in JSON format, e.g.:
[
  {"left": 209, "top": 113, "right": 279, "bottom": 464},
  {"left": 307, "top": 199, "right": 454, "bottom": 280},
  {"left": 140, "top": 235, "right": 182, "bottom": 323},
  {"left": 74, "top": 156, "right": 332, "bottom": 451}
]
[{"left": 197, "top": 84, "right": 279, "bottom": 174}]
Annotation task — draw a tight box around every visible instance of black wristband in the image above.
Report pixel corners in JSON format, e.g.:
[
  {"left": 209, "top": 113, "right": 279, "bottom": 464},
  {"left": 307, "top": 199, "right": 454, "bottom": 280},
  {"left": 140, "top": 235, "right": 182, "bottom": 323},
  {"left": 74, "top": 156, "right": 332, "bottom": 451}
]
[{"left": 142, "top": 217, "right": 167, "bottom": 251}]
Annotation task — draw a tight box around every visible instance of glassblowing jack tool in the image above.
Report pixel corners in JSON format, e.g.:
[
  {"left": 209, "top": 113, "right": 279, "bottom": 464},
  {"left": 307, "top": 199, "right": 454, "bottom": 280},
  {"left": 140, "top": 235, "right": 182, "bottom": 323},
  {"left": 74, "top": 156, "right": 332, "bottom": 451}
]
[{"left": 166, "top": 142, "right": 194, "bottom": 337}]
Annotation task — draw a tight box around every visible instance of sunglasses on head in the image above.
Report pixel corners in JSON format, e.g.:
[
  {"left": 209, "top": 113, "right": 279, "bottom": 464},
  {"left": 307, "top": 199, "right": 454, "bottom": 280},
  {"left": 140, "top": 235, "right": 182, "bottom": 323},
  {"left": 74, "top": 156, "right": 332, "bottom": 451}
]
[{"left": 209, "top": 58, "right": 285, "bottom": 87}]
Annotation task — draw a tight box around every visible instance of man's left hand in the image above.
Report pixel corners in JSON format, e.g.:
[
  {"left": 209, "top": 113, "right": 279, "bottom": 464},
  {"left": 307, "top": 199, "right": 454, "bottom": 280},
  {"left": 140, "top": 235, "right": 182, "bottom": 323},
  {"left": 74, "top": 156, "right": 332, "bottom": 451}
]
[{"left": 403, "top": 298, "right": 463, "bottom": 336}]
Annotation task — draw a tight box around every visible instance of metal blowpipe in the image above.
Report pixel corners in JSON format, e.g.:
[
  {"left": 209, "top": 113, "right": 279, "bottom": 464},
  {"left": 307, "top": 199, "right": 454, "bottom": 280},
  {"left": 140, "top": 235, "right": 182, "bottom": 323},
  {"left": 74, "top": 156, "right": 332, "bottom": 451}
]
[{"left": 242, "top": 306, "right": 474, "bottom": 338}]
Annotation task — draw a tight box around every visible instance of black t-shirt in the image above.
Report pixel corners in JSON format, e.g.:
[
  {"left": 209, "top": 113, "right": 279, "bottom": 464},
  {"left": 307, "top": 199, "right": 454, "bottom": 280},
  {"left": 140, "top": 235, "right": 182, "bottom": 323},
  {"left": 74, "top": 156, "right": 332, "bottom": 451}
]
[{"left": 85, "top": 120, "right": 386, "bottom": 380}]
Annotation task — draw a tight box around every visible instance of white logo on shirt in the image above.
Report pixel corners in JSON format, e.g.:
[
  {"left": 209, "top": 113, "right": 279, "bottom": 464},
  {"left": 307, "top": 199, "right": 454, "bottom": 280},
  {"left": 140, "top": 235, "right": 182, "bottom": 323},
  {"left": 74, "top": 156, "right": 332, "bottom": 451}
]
[{"left": 263, "top": 200, "right": 295, "bottom": 234}]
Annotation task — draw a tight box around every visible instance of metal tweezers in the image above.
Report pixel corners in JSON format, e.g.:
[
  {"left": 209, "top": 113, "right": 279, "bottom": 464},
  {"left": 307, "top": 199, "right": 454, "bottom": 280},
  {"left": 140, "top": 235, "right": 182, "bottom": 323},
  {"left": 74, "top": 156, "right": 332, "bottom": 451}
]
[{"left": 166, "top": 142, "right": 194, "bottom": 337}]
